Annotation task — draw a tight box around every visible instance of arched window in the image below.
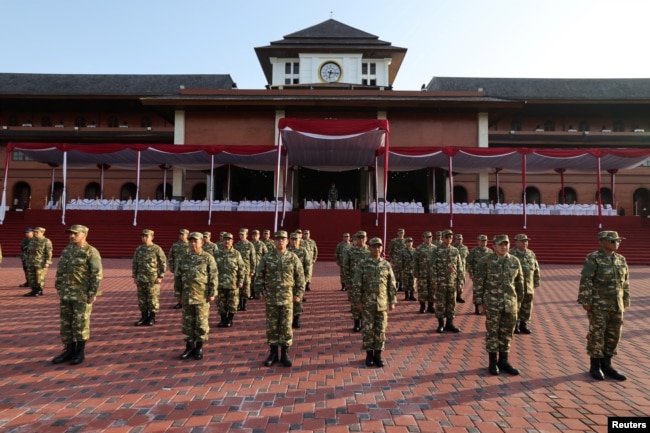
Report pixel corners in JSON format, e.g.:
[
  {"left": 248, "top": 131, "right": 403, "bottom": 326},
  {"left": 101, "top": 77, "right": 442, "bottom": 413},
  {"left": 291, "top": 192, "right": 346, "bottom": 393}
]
[
  {"left": 12, "top": 181, "right": 31, "bottom": 210},
  {"left": 524, "top": 186, "right": 541, "bottom": 204},
  {"left": 453, "top": 185, "right": 468, "bottom": 203},
  {"left": 633, "top": 188, "right": 650, "bottom": 216},
  {"left": 120, "top": 182, "right": 137, "bottom": 201},
  {"left": 596, "top": 188, "right": 613, "bottom": 205},
  {"left": 559, "top": 187, "right": 577, "bottom": 204},
  {"left": 49, "top": 181, "right": 64, "bottom": 203},
  {"left": 85, "top": 182, "right": 101, "bottom": 199},
  {"left": 489, "top": 186, "right": 504, "bottom": 204},
  {"left": 192, "top": 183, "right": 207, "bottom": 200},
  {"left": 156, "top": 183, "right": 173, "bottom": 200}
]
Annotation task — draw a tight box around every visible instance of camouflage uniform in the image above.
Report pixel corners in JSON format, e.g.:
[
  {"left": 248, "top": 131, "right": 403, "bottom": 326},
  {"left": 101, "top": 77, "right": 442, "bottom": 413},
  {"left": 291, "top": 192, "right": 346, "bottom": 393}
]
[
  {"left": 351, "top": 255, "right": 397, "bottom": 351},
  {"left": 213, "top": 244, "right": 245, "bottom": 321},
  {"left": 202, "top": 232, "right": 219, "bottom": 256},
  {"left": 334, "top": 234, "right": 351, "bottom": 290},
  {"left": 261, "top": 230, "right": 275, "bottom": 253},
  {"left": 301, "top": 232, "right": 318, "bottom": 289},
  {"left": 289, "top": 240, "right": 312, "bottom": 325},
  {"left": 342, "top": 237, "right": 370, "bottom": 323},
  {"left": 250, "top": 233, "right": 268, "bottom": 299},
  {"left": 414, "top": 233, "right": 437, "bottom": 312},
  {"left": 396, "top": 240, "right": 417, "bottom": 301},
  {"left": 174, "top": 245, "right": 218, "bottom": 343},
  {"left": 132, "top": 235, "right": 167, "bottom": 319},
  {"left": 578, "top": 231, "right": 629, "bottom": 371},
  {"left": 255, "top": 245, "right": 305, "bottom": 347},
  {"left": 388, "top": 231, "right": 406, "bottom": 290},
  {"left": 20, "top": 228, "right": 34, "bottom": 285},
  {"left": 452, "top": 235, "right": 469, "bottom": 301},
  {"left": 431, "top": 240, "right": 465, "bottom": 329},
  {"left": 168, "top": 238, "right": 189, "bottom": 274},
  {"left": 26, "top": 228, "right": 53, "bottom": 296},
  {"left": 234, "top": 235, "right": 257, "bottom": 303},
  {"left": 509, "top": 235, "right": 540, "bottom": 331},
  {"left": 466, "top": 244, "right": 493, "bottom": 279}
]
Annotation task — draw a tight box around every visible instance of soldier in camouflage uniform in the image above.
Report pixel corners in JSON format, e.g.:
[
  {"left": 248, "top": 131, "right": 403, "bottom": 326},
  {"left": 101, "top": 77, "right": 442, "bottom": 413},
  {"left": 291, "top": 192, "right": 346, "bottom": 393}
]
[
  {"left": 213, "top": 232, "right": 245, "bottom": 328},
  {"left": 301, "top": 229, "right": 318, "bottom": 291},
  {"left": 201, "top": 231, "right": 219, "bottom": 256},
  {"left": 452, "top": 234, "right": 469, "bottom": 303},
  {"left": 388, "top": 228, "right": 406, "bottom": 292},
  {"left": 473, "top": 234, "right": 523, "bottom": 376},
  {"left": 132, "top": 229, "right": 167, "bottom": 326},
  {"left": 334, "top": 233, "right": 351, "bottom": 291},
  {"left": 168, "top": 229, "right": 190, "bottom": 309},
  {"left": 466, "top": 234, "right": 493, "bottom": 314},
  {"left": 261, "top": 229, "right": 275, "bottom": 253},
  {"left": 397, "top": 237, "right": 417, "bottom": 301},
  {"left": 431, "top": 229, "right": 465, "bottom": 333},
  {"left": 289, "top": 232, "right": 312, "bottom": 329},
  {"left": 434, "top": 231, "right": 443, "bottom": 247},
  {"left": 255, "top": 230, "right": 305, "bottom": 367},
  {"left": 19, "top": 227, "right": 34, "bottom": 287},
  {"left": 174, "top": 232, "right": 218, "bottom": 361},
  {"left": 510, "top": 234, "right": 540, "bottom": 334},
  {"left": 52, "top": 225, "right": 103, "bottom": 366},
  {"left": 234, "top": 228, "right": 257, "bottom": 311},
  {"left": 351, "top": 237, "right": 397, "bottom": 368},
  {"left": 25, "top": 226, "right": 53, "bottom": 297},
  {"left": 578, "top": 231, "right": 629, "bottom": 381},
  {"left": 249, "top": 229, "right": 268, "bottom": 299},
  {"left": 414, "top": 231, "right": 437, "bottom": 314},
  {"left": 342, "top": 231, "right": 370, "bottom": 331}
]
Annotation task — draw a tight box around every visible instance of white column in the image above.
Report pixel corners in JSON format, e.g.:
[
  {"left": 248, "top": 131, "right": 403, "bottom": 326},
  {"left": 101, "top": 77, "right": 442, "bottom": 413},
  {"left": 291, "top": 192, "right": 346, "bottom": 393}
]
[
  {"left": 172, "top": 110, "right": 186, "bottom": 200},
  {"left": 476, "top": 112, "right": 490, "bottom": 202},
  {"left": 275, "top": 110, "right": 286, "bottom": 200}
]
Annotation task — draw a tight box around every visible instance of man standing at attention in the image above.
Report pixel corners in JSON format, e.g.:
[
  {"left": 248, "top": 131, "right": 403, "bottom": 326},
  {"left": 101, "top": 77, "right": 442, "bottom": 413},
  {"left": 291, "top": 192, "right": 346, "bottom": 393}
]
[
  {"left": 19, "top": 227, "right": 34, "bottom": 288},
  {"left": 352, "top": 237, "right": 396, "bottom": 368},
  {"left": 510, "top": 234, "right": 540, "bottom": 334},
  {"left": 342, "top": 231, "right": 370, "bottom": 331},
  {"left": 213, "top": 232, "right": 245, "bottom": 328},
  {"left": 132, "top": 229, "right": 167, "bottom": 326},
  {"left": 234, "top": 228, "right": 257, "bottom": 311},
  {"left": 301, "top": 229, "right": 318, "bottom": 291},
  {"left": 328, "top": 183, "right": 339, "bottom": 209},
  {"left": 25, "top": 227, "right": 53, "bottom": 297},
  {"left": 255, "top": 230, "right": 305, "bottom": 367},
  {"left": 201, "top": 231, "right": 219, "bottom": 257},
  {"left": 431, "top": 229, "right": 465, "bottom": 333},
  {"left": 52, "top": 225, "right": 103, "bottom": 365},
  {"left": 334, "top": 233, "right": 351, "bottom": 291},
  {"left": 452, "top": 234, "right": 469, "bottom": 303},
  {"left": 388, "top": 228, "right": 406, "bottom": 292},
  {"left": 466, "top": 235, "right": 493, "bottom": 315},
  {"left": 414, "top": 231, "right": 436, "bottom": 314},
  {"left": 578, "top": 231, "right": 629, "bottom": 381},
  {"left": 288, "top": 232, "right": 312, "bottom": 329},
  {"left": 473, "top": 234, "right": 523, "bottom": 376},
  {"left": 168, "top": 229, "right": 189, "bottom": 309},
  {"left": 397, "top": 237, "right": 417, "bottom": 301},
  {"left": 249, "top": 229, "right": 268, "bottom": 299},
  {"left": 174, "top": 232, "right": 218, "bottom": 360}
]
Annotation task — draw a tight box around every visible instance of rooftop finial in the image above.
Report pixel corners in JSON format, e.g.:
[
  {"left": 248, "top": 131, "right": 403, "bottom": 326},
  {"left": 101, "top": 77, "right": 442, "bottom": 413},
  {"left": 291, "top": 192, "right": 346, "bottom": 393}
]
[{"left": 330, "top": 11, "right": 333, "bottom": 19}]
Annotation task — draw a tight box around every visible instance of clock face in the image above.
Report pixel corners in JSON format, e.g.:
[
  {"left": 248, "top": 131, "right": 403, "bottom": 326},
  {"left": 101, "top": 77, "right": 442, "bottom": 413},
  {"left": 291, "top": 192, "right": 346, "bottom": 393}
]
[{"left": 320, "top": 62, "right": 342, "bottom": 82}]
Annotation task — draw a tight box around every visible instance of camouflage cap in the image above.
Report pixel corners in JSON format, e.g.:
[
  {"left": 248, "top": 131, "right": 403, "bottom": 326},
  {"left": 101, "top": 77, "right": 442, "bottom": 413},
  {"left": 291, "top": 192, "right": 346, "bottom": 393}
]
[
  {"left": 251, "top": 229, "right": 260, "bottom": 234},
  {"left": 405, "top": 237, "right": 414, "bottom": 242},
  {"left": 188, "top": 232, "right": 203, "bottom": 240},
  {"left": 343, "top": 232, "right": 350, "bottom": 237},
  {"left": 295, "top": 229, "right": 302, "bottom": 234},
  {"left": 141, "top": 229, "right": 154, "bottom": 236},
  {"left": 454, "top": 234, "right": 463, "bottom": 240},
  {"left": 24, "top": 227, "right": 33, "bottom": 233},
  {"left": 262, "top": 229, "right": 271, "bottom": 234},
  {"left": 368, "top": 237, "right": 383, "bottom": 246},
  {"left": 179, "top": 228, "right": 189, "bottom": 235},
  {"left": 33, "top": 227, "right": 46, "bottom": 233},
  {"left": 598, "top": 231, "right": 625, "bottom": 241},
  {"left": 239, "top": 228, "right": 248, "bottom": 234},
  {"left": 422, "top": 231, "right": 433, "bottom": 237},
  {"left": 203, "top": 231, "right": 211, "bottom": 237},
  {"left": 355, "top": 230, "right": 367, "bottom": 238},
  {"left": 65, "top": 224, "right": 88, "bottom": 234},
  {"left": 222, "top": 232, "right": 234, "bottom": 239},
  {"left": 493, "top": 234, "right": 510, "bottom": 244},
  {"left": 514, "top": 233, "right": 530, "bottom": 241},
  {"left": 441, "top": 229, "right": 454, "bottom": 237},
  {"left": 274, "top": 230, "right": 288, "bottom": 239},
  {"left": 477, "top": 234, "right": 488, "bottom": 241},
  {"left": 397, "top": 228, "right": 405, "bottom": 233},
  {"left": 290, "top": 232, "right": 300, "bottom": 239},
  {"left": 303, "top": 229, "right": 310, "bottom": 234},
  {"left": 435, "top": 231, "right": 442, "bottom": 236}
]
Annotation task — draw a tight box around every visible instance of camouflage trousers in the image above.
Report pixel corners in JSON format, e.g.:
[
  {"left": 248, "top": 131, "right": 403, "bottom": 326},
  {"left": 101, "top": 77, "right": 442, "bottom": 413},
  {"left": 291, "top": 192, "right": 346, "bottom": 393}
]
[
  {"left": 586, "top": 308, "right": 623, "bottom": 358},
  {"left": 402, "top": 273, "right": 416, "bottom": 292},
  {"left": 361, "top": 306, "right": 388, "bottom": 351},
  {"left": 181, "top": 302, "right": 211, "bottom": 342},
  {"left": 484, "top": 309, "right": 517, "bottom": 353},
  {"left": 59, "top": 299, "right": 93, "bottom": 343},
  {"left": 347, "top": 291, "right": 362, "bottom": 320},
  {"left": 417, "top": 277, "right": 435, "bottom": 302},
  {"left": 136, "top": 281, "right": 160, "bottom": 314},
  {"left": 293, "top": 300, "right": 303, "bottom": 317},
  {"left": 265, "top": 303, "right": 293, "bottom": 346},
  {"left": 338, "top": 267, "right": 345, "bottom": 288},
  {"left": 22, "top": 259, "right": 29, "bottom": 282},
  {"left": 434, "top": 284, "right": 457, "bottom": 319},
  {"left": 517, "top": 292, "right": 534, "bottom": 323},
  {"left": 217, "top": 288, "right": 238, "bottom": 315},
  {"left": 27, "top": 265, "right": 48, "bottom": 290},
  {"left": 240, "top": 273, "right": 251, "bottom": 299}
]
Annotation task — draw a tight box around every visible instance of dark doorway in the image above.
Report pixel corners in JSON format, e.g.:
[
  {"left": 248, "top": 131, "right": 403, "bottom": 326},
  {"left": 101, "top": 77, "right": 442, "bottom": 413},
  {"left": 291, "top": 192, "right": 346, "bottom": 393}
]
[
  {"left": 297, "top": 168, "right": 360, "bottom": 207},
  {"left": 85, "top": 182, "right": 101, "bottom": 199},
  {"left": 12, "top": 181, "right": 31, "bottom": 210},
  {"left": 388, "top": 169, "right": 429, "bottom": 204},
  {"left": 489, "top": 186, "right": 504, "bottom": 204},
  {"left": 453, "top": 185, "right": 468, "bottom": 203},
  {"left": 525, "top": 186, "right": 541, "bottom": 204},
  {"left": 120, "top": 182, "right": 137, "bottom": 201},
  {"left": 156, "top": 183, "right": 173, "bottom": 200},
  {"left": 226, "top": 166, "right": 274, "bottom": 201},
  {"left": 596, "top": 188, "right": 613, "bottom": 206},
  {"left": 559, "top": 187, "right": 577, "bottom": 204},
  {"left": 633, "top": 188, "right": 650, "bottom": 216}
]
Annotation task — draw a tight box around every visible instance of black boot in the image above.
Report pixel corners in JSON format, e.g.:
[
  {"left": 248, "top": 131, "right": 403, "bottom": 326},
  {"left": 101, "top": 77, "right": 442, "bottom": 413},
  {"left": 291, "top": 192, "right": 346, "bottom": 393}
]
[
  {"left": 444, "top": 318, "right": 460, "bottom": 333},
  {"left": 180, "top": 341, "right": 195, "bottom": 360},
  {"left": 280, "top": 346, "right": 292, "bottom": 367},
  {"left": 601, "top": 356, "right": 626, "bottom": 381},
  {"left": 237, "top": 298, "right": 243, "bottom": 311},
  {"left": 52, "top": 343, "right": 75, "bottom": 364},
  {"left": 488, "top": 352, "right": 499, "bottom": 375},
  {"left": 456, "top": 294, "right": 465, "bottom": 303},
  {"left": 217, "top": 313, "right": 227, "bottom": 327},
  {"left": 70, "top": 341, "right": 86, "bottom": 365},
  {"left": 305, "top": 282, "right": 311, "bottom": 291},
  {"left": 365, "top": 350, "right": 374, "bottom": 367},
  {"left": 23, "top": 287, "right": 38, "bottom": 297},
  {"left": 513, "top": 323, "right": 520, "bottom": 334},
  {"left": 518, "top": 322, "right": 531, "bottom": 334},
  {"left": 292, "top": 315, "right": 301, "bottom": 329},
  {"left": 353, "top": 319, "right": 361, "bottom": 332},
  {"left": 590, "top": 357, "right": 605, "bottom": 380},
  {"left": 474, "top": 304, "right": 480, "bottom": 315},
  {"left": 373, "top": 350, "right": 384, "bottom": 368},
  {"left": 426, "top": 302, "right": 435, "bottom": 313},
  {"left": 397, "top": 281, "right": 403, "bottom": 292},
  {"left": 436, "top": 318, "right": 445, "bottom": 333},
  {"left": 408, "top": 292, "right": 417, "bottom": 301},
  {"left": 404, "top": 291, "right": 409, "bottom": 301},
  {"left": 241, "top": 298, "right": 247, "bottom": 311},
  {"left": 498, "top": 352, "right": 520, "bottom": 375},
  {"left": 264, "top": 345, "right": 279, "bottom": 366},
  {"left": 193, "top": 341, "right": 204, "bottom": 360},
  {"left": 226, "top": 313, "right": 234, "bottom": 327},
  {"left": 173, "top": 302, "right": 182, "bottom": 309},
  {"left": 146, "top": 312, "right": 156, "bottom": 326},
  {"left": 419, "top": 302, "right": 426, "bottom": 313},
  {"left": 135, "top": 311, "right": 148, "bottom": 326}
]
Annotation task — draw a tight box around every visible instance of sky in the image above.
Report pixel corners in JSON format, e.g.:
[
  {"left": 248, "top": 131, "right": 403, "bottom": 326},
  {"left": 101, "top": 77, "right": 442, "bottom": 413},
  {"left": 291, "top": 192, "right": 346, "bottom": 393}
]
[{"left": 2, "top": 0, "right": 650, "bottom": 91}]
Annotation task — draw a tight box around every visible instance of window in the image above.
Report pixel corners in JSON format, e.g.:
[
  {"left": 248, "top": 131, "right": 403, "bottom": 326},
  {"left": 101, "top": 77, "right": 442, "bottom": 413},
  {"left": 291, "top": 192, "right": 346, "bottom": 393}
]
[
  {"left": 74, "top": 116, "right": 86, "bottom": 127},
  {"left": 361, "top": 62, "right": 377, "bottom": 86},
  {"left": 613, "top": 120, "right": 624, "bottom": 132},
  {"left": 41, "top": 116, "right": 52, "bottom": 127},
  {"left": 12, "top": 152, "right": 33, "bottom": 162},
  {"left": 108, "top": 116, "right": 119, "bottom": 128},
  {"left": 510, "top": 120, "right": 521, "bottom": 131},
  {"left": 284, "top": 61, "right": 299, "bottom": 85},
  {"left": 578, "top": 121, "right": 590, "bottom": 132},
  {"left": 544, "top": 121, "right": 555, "bottom": 132}
]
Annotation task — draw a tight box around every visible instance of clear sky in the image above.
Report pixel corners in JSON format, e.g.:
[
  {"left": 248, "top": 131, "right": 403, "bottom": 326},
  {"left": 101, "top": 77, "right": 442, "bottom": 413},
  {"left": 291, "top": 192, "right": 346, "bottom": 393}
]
[{"left": 2, "top": 0, "right": 649, "bottom": 91}]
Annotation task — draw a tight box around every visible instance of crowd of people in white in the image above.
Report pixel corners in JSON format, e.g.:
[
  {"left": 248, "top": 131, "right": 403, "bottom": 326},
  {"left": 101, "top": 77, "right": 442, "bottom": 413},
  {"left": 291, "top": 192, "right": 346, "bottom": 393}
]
[{"left": 50, "top": 198, "right": 294, "bottom": 212}]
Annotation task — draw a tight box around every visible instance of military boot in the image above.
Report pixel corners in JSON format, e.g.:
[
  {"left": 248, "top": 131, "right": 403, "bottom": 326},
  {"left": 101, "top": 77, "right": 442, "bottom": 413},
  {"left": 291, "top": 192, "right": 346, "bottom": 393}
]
[
  {"left": 419, "top": 302, "right": 426, "bottom": 313},
  {"left": 292, "top": 315, "right": 301, "bottom": 329},
  {"left": 264, "top": 345, "right": 279, "bottom": 366},
  {"left": 305, "top": 282, "right": 311, "bottom": 291},
  {"left": 404, "top": 291, "right": 409, "bottom": 301},
  {"left": 408, "top": 292, "right": 417, "bottom": 301},
  {"left": 474, "top": 304, "right": 480, "bottom": 315},
  {"left": 241, "top": 298, "right": 247, "bottom": 311},
  {"left": 180, "top": 341, "right": 195, "bottom": 360},
  {"left": 70, "top": 341, "right": 86, "bottom": 365},
  {"left": 353, "top": 319, "right": 361, "bottom": 332},
  {"left": 52, "top": 343, "right": 76, "bottom": 364},
  {"left": 488, "top": 352, "right": 499, "bottom": 375},
  {"left": 601, "top": 356, "right": 626, "bottom": 381},
  {"left": 590, "top": 357, "right": 605, "bottom": 380},
  {"left": 280, "top": 346, "right": 293, "bottom": 367},
  {"left": 436, "top": 318, "right": 445, "bottom": 333},
  {"left": 498, "top": 352, "right": 520, "bottom": 375},
  {"left": 146, "top": 312, "right": 156, "bottom": 326},
  {"left": 217, "top": 313, "right": 227, "bottom": 327},
  {"left": 518, "top": 321, "right": 531, "bottom": 334},
  {"left": 444, "top": 318, "right": 460, "bottom": 333},
  {"left": 365, "top": 350, "right": 374, "bottom": 367},
  {"left": 134, "top": 311, "right": 148, "bottom": 326},
  {"left": 226, "top": 313, "right": 234, "bottom": 327},
  {"left": 193, "top": 341, "right": 204, "bottom": 360},
  {"left": 426, "top": 302, "right": 435, "bottom": 313},
  {"left": 456, "top": 293, "right": 465, "bottom": 303},
  {"left": 373, "top": 350, "right": 384, "bottom": 368}
]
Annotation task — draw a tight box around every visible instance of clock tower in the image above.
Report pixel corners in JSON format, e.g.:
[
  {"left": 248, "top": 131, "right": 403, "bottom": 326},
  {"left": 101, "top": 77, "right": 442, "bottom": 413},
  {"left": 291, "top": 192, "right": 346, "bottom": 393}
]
[{"left": 255, "top": 19, "right": 407, "bottom": 88}]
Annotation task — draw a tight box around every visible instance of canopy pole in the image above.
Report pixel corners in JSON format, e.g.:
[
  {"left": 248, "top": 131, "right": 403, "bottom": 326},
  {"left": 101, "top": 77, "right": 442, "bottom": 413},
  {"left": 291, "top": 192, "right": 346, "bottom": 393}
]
[
  {"left": 226, "top": 164, "right": 231, "bottom": 202},
  {"left": 374, "top": 158, "right": 379, "bottom": 226},
  {"left": 273, "top": 135, "right": 283, "bottom": 232},
  {"left": 50, "top": 166, "right": 56, "bottom": 205},
  {"left": 208, "top": 155, "right": 214, "bottom": 225},
  {"left": 61, "top": 152, "right": 67, "bottom": 225},
  {"left": 448, "top": 154, "right": 453, "bottom": 228},
  {"left": 281, "top": 153, "right": 289, "bottom": 227},
  {"left": 382, "top": 133, "right": 389, "bottom": 248},
  {"left": 0, "top": 147, "right": 11, "bottom": 224},
  {"left": 133, "top": 151, "right": 141, "bottom": 226},
  {"left": 495, "top": 168, "right": 501, "bottom": 204},
  {"left": 597, "top": 157, "right": 602, "bottom": 229},
  {"left": 522, "top": 153, "right": 527, "bottom": 230}
]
